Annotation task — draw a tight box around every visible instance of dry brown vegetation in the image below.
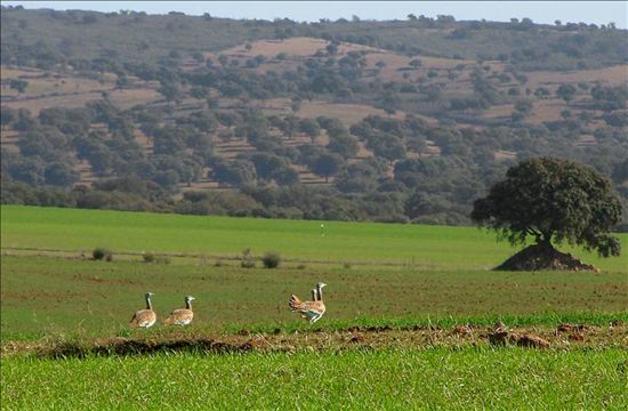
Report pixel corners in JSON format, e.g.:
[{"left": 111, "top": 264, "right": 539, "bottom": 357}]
[
  {"left": 526, "top": 64, "right": 628, "bottom": 88},
  {"left": 3, "top": 322, "right": 625, "bottom": 358}
]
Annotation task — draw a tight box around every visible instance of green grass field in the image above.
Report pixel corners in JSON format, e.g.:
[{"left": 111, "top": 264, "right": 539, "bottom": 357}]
[
  {"left": 1, "top": 255, "right": 627, "bottom": 340},
  {"left": 3, "top": 205, "right": 627, "bottom": 270},
  {"left": 3, "top": 349, "right": 627, "bottom": 410},
  {"left": 1, "top": 205, "right": 627, "bottom": 409}
]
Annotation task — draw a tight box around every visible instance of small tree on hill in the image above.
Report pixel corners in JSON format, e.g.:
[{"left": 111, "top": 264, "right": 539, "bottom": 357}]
[
  {"left": 0, "top": 106, "right": 16, "bottom": 129},
  {"left": 471, "top": 158, "right": 622, "bottom": 270},
  {"left": 556, "top": 84, "right": 576, "bottom": 104},
  {"left": 312, "top": 153, "right": 344, "bottom": 183},
  {"left": 9, "top": 79, "right": 28, "bottom": 94},
  {"left": 299, "top": 118, "right": 321, "bottom": 143},
  {"left": 409, "top": 59, "right": 422, "bottom": 68}
]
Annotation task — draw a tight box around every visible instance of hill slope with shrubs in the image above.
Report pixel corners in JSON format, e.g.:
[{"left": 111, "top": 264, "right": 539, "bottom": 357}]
[{"left": 1, "top": 6, "right": 627, "bottom": 226}]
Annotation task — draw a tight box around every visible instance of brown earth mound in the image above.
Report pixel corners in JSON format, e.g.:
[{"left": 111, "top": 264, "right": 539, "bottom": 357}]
[
  {"left": 488, "top": 330, "right": 550, "bottom": 348},
  {"left": 4, "top": 322, "right": 625, "bottom": 358},
  {"left": 495, "top": 243, "right": 599, "bottom": 272},
  {"left": 47, "top": 337, "right": 254, "bottom": 358}
]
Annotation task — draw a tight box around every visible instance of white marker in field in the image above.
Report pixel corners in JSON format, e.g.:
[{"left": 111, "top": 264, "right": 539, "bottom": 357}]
[{"left": 320, "top": 223, "right": 325, "bottom": 237}]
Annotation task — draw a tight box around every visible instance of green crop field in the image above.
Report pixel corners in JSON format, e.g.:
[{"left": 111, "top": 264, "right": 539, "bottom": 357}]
[
  {"left": 3, "top": 349, "right": 627, "bottom": 410},
  {"left": 2, "top": 255, "right": 627, "bottom": 340},
  {"left": 2, "top": 205, "right": 627, "bottom": 271},
  {"left": 1, "top": 205, "right": 627, "bottom": 409}
]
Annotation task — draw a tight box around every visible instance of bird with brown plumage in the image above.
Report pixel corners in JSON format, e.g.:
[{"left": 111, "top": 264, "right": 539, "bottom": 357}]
[
  {"left": 129, "top": 292, "right": 157, "bottom": 328},
  {"left": 289, "top": 282, "right": 327, "bottom": 324},
  {"left": 164, "top": 296, "right": 196, "bottom": 326}
]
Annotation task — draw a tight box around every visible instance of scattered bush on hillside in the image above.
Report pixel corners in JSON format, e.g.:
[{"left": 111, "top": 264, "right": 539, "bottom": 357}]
[
  {"left": 142, "top": 252, "right": 155, "bottom": 263},
  {"left": 142, "top": 252, "right": 170, "bottom": 264},
  {"left": 262, "top": 251, "right": 281, "bottom": 269},
  {"left": 1, "top": 11, "right": 627, "bottom": 229},
  {"left": 92, "top": 247, "right": 113, "bottom": 261},
  {"left": 241, "top": 248, "right": 256, "bottom": 268}
]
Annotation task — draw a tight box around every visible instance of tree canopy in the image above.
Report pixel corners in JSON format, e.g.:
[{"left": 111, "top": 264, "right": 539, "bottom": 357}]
[{"left": 471, "top": 158, "right": 622, "bottom": 257}]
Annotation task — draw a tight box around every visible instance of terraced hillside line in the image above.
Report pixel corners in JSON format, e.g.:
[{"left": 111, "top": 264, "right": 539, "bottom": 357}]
[
  {"left": 3, "top": 323, "right": 626, "bottom": 358},
  {"left": 0, "top": 246, "right": 417, "bottom": 267}
]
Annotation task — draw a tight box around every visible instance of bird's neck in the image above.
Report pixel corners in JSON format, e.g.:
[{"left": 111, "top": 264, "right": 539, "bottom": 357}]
[
  {"left": 316, "top": 286, "right": 323, "bottom": 301},
  {"left": 185, "top": 300, "right": 193, "bottom": 310},
  {"left": 145, "top": 296, "right": 153, "bottom": 310}
]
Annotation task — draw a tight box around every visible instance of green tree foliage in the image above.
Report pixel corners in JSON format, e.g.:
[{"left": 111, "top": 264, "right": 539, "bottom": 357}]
[
  {"left": 327, "top": 133, "right": 359, "bottom": 158},
  {"left": 0, "top": 106, "right": 16, "bottom": 129},
  {"left": 8, "top": 156, "right": 46, "bottom": 185},
  {"left": 298, "top": 118, "right": 321, "bottom": 142},
  {"left": 44, "top": 162, "right": 80, "bottom": 186},
  {"left": 335, "top": 161, "right": 378, "bottom": 193},
  {"left": 157, "top": 81, "right": 181, "bottom": 103},
  {"left": 471, "top": 158, "right": 623, "bottom": 257},
  {"left": 9, "top": 79, "right": 28, "bottom": 93},
  {"left": 556, "top": 84, "right": 577, "bottom": 103},
  {"left": 1, "top": 10, "right": 627, "bottom": 226},
  {"left": 249, "top": 153, "right": 289, "bottom": 182},
  {"left": 590, "top": 85, "right": 628, "bottom": 111},
  {"left": 212, "top": 160, "right": 257, "bottom": 186},
  {"left": 312, "top": 153, "right": 344, "bottom": 182}
]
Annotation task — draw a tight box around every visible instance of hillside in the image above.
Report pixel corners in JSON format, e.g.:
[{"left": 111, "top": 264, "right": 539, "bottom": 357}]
[{"left": 1, "top": 6, "right": 627, "bottom": 225}]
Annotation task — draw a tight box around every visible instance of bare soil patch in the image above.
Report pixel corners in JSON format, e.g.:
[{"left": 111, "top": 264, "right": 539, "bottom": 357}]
[
  {"left": 495, "top": 243, "right": 599, "bottom": 272},
  {"left": 297, "top": 101, "right": 406, "bottom": 126},
  {"left": 526, "top": 64, "right": 628, "bottom": 88},
  {"left": 4, "top": 323, "right": 623, "bottom": 358}
]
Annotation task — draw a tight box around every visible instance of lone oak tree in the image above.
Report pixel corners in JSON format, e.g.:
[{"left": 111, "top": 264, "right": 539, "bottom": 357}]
[{"left": 471, "top": 158, "right": 622, "bottom": 270}]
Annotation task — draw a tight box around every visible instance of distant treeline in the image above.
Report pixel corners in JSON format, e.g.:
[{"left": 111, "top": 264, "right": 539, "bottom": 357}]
[{"left": 2, "top": 6, "right": 626, "bottom": 71}]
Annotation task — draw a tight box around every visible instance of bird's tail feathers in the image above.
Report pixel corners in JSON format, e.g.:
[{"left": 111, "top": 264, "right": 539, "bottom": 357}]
[{"left": 289, "top": 294, "right": 303, "bottom": 311}]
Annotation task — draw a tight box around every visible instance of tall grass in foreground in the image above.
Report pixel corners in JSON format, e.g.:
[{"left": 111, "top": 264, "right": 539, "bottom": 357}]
[{"left": 2, "top": 348, "right": 626, "bottom": 410}]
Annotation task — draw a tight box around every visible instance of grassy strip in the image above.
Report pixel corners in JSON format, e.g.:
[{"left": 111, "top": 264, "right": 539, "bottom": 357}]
[
  {"left": 229, "top": 312, "right": 628, "bottom": 334},
  {"left": 3, "top": 205, "right": 627, "bottom": 271},
  {"left": 2, "top": 348, "right": 626, "bottom": 409},
  {"left": 0, "top": 246, "right": 437, "bottom": 268},
  {"left": 2, "top": 254, "right": 627, "bottom": 340}
]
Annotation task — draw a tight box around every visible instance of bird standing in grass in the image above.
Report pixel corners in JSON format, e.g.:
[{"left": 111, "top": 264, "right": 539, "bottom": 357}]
[
  {"left": 164, "top": 296, "right": 196, "bottom": 326},
  {"left": 129, "top": 292, "right": 157, "bottom": 328},
  {"left": 289, "top": 282, "right": 327, "bottom": 323}
]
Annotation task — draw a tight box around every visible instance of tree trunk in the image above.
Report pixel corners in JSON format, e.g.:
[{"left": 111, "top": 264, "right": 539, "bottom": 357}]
[{"left": 537, "top": 235, "right": 555, "bottom": 252}]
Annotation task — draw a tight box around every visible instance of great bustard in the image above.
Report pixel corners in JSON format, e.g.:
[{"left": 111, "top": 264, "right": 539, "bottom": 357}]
[
  {"left": 289, "top": 282, "right": 327, "bottom": 323},
  {"left": 129, "top": 292, "right": 157, "bottom": 328},
  {"left": 164, "top": 296, "right": 196, "bottom": 326}
]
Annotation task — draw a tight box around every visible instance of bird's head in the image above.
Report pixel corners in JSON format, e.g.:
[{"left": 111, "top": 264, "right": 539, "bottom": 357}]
[
  {"left": 316, "top": 282, "right": 327, "bottom": 289},
  {"left": 185, "top": 296, "right": 196, "bottom": 302},
  {"left": 145, "top": 292, "right": 154, "bottom": 298}
]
